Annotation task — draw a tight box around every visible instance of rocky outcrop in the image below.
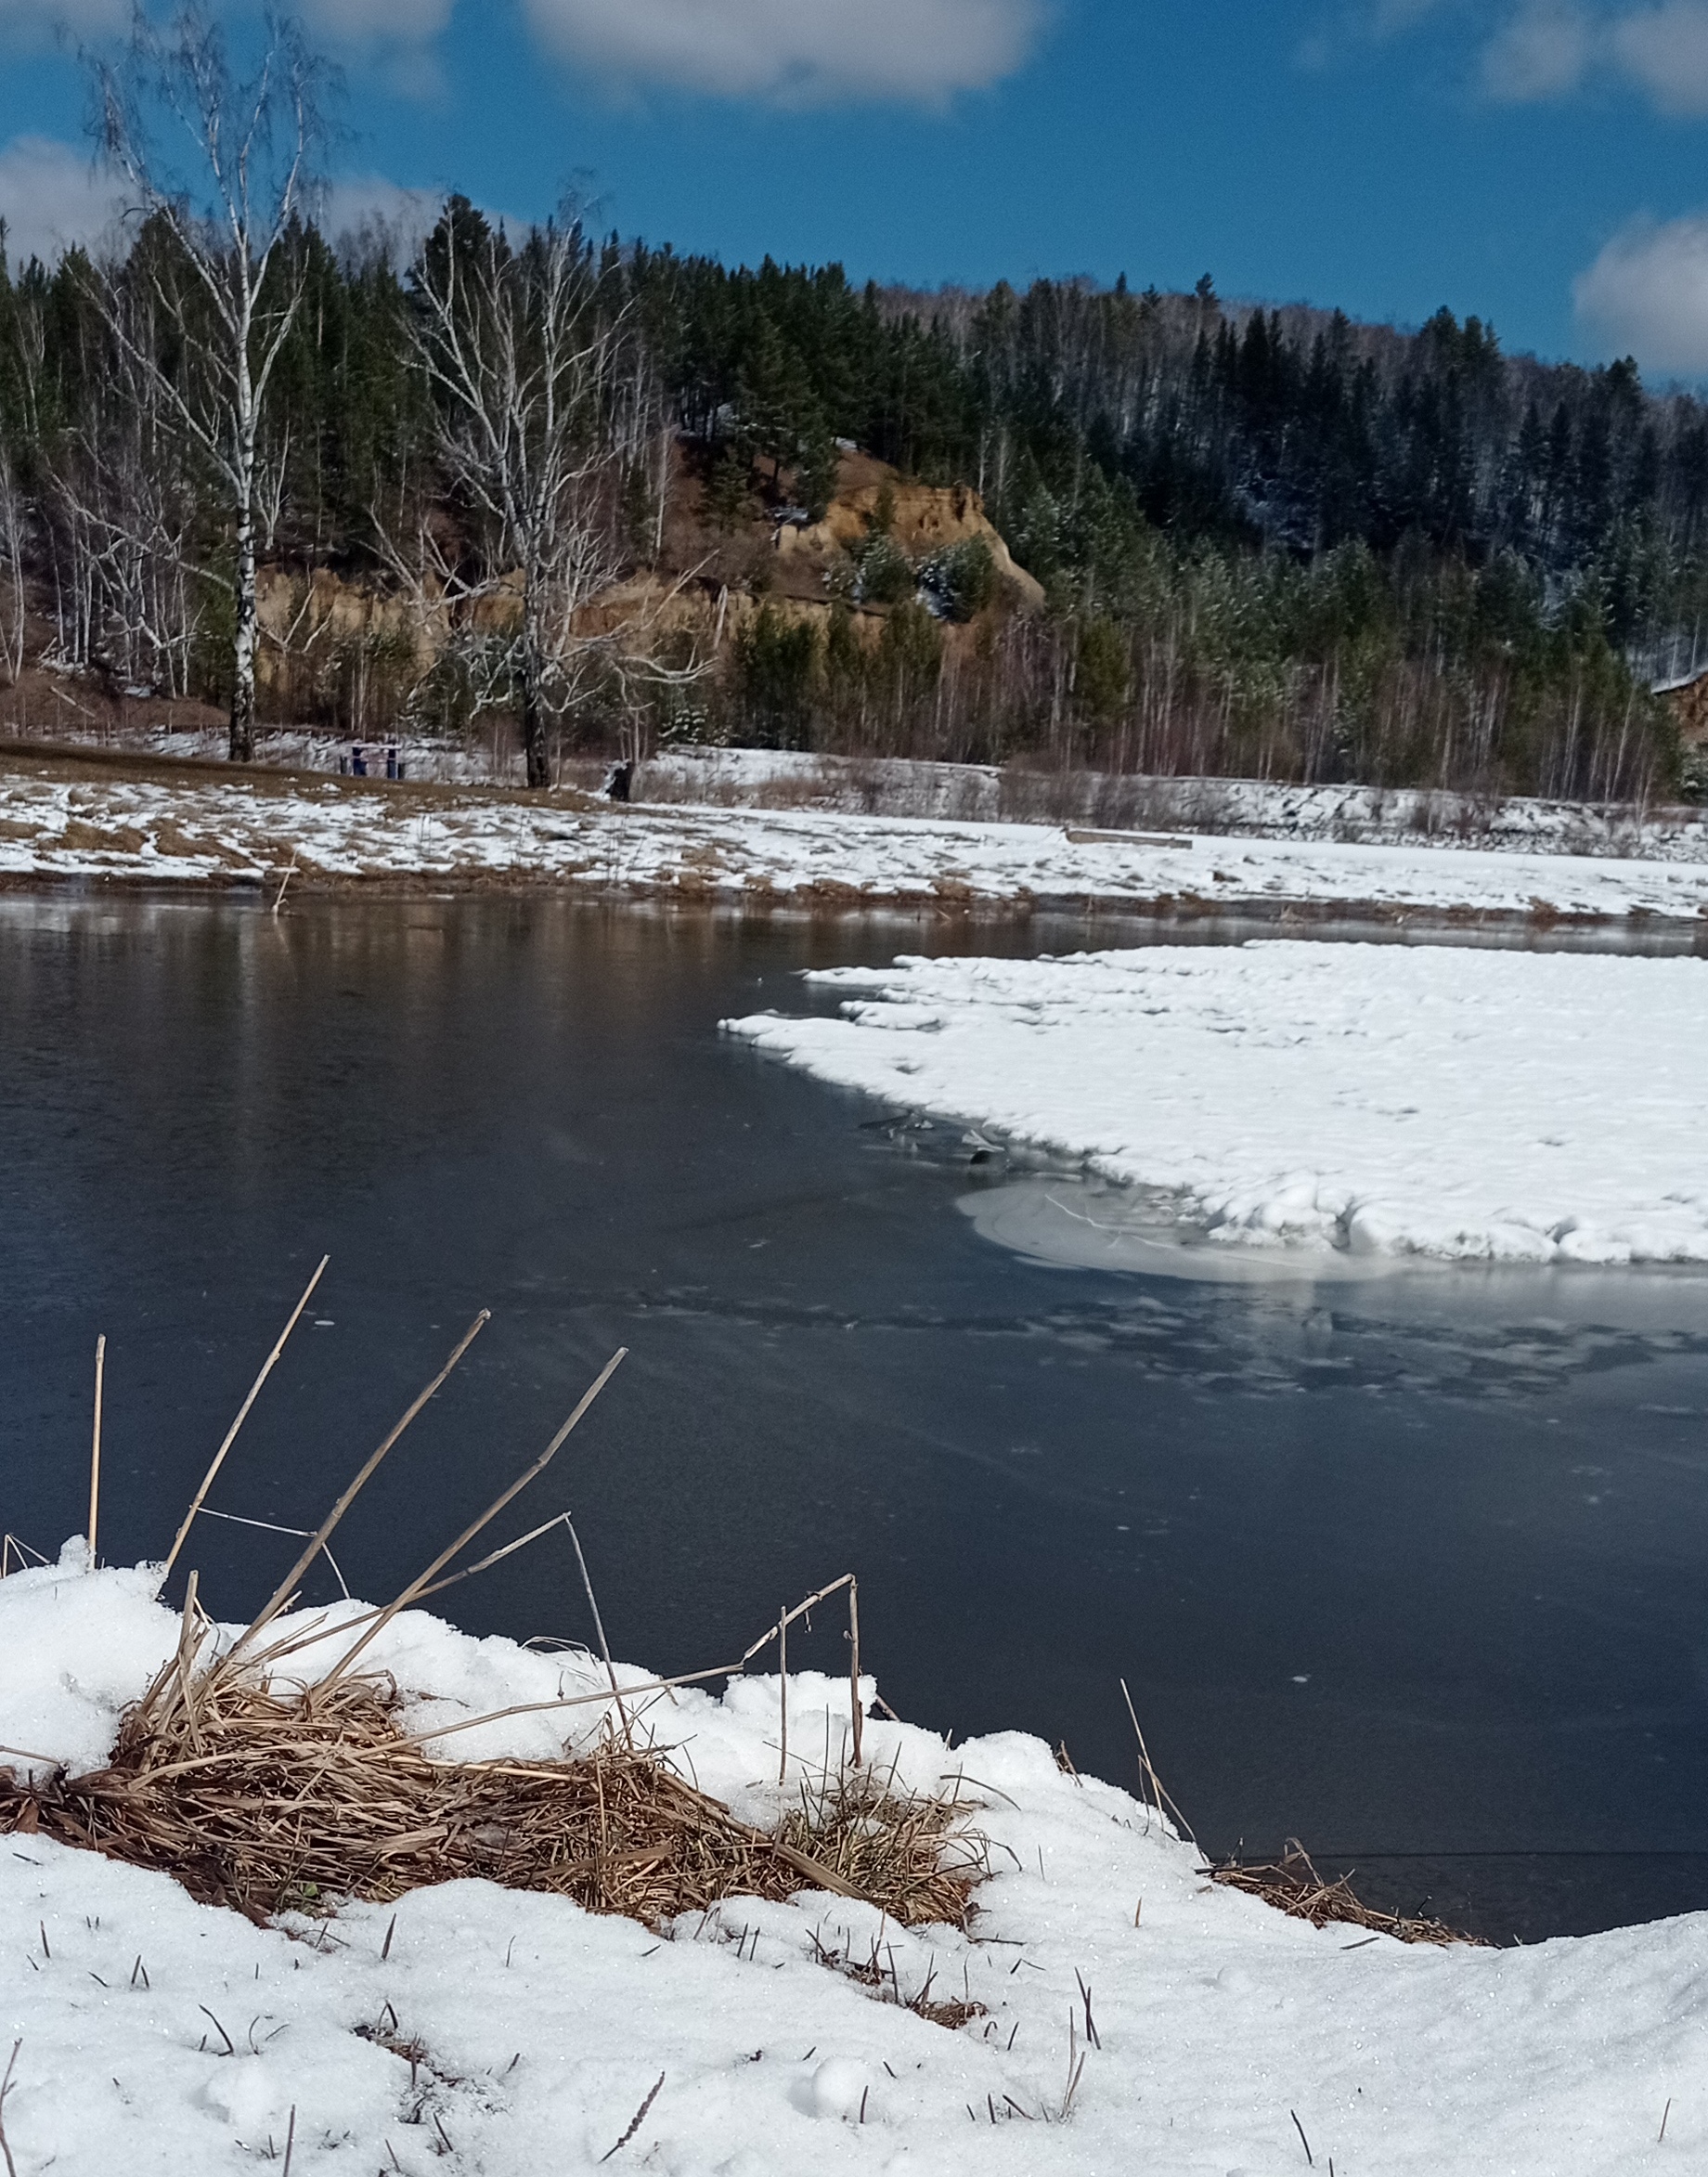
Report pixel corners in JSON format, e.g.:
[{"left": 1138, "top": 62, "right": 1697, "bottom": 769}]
[{"left": 774, "top": 459, "right": 1044, "bottom": 611}]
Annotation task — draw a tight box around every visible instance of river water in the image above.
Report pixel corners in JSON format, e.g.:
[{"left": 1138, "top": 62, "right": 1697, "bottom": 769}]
[{"left": 5, "top": 893, "right": 1708, "bottom": 1944}]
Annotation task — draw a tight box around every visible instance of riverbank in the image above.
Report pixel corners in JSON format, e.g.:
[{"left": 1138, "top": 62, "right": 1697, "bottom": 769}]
[
  {"left": 6, "top": 745, "right": 1708, "bottom": 929},
  {"left": 0, "top": 1550, "right": 1698, "bottom": 2175}
]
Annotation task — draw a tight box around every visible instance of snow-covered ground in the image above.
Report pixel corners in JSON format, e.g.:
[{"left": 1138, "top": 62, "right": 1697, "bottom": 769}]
[
  {"left": 13, "top": 764, "right": 1708, "bottom": 924},
  {"left": 0, "top": 1547, "right": 1702, "bottom": 2174},
  {"left": 726, "top": 941, "right": 1708, "bottom": 1266},
  {"left": 643, "top": 746, "right": 1708, "bottom": 860},
  {"left": 26, "top": 725, "right": 1708, "bottom": 859}
]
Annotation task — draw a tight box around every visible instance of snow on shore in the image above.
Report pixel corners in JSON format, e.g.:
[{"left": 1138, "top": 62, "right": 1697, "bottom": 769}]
[
  {"left": 30, "top": 729, "right": 1708, "bottom": 861},
  {"left": 0, "top": 1549, "right": 1702, "bottom": 2174},
  {"left": 642, "top": 746, "right": 1708, "bottom": 860},
  {"left": 727, "top": 940, "right": 1708, "bottom": 1265},
  {"left": 12, "top": 764, "right": 1708, "bottom": 924}
]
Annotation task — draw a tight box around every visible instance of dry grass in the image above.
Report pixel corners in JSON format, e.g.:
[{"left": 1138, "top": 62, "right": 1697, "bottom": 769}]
[
  {"left": 1210, "top": 1840, "right": 1482, "bottom": 1947},
  {"left": 4, "top": 1298, "right": 1481, "bottom": 1984},
  {"left": 0, "top": 1665, "right": 982, "bottom": 1933},
  {"left": 0, "top": 1318, "right": 984, "bottom": 1940},
  {"left": 778, "top": 1766, "right": 986, "bottom": 1931}
]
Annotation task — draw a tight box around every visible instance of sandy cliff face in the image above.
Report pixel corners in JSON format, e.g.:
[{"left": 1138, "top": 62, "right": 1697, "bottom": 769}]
[
  {"left": 249, "top": 446, "right": 1043, "bottom": 685},
  {"left": 776, "top": 462, "right": 1045, "bottom": 613}
]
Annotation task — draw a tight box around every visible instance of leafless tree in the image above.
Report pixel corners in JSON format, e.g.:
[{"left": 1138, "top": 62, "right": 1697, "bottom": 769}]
[
  {"left": 0, "top": 449, "right": 27, "bottom": 686},
  {"left": 88, "top": 6, "right": 328, "bottom": 758},
  {"left": 389, "top": 201, "right": 698, "bottom": 787}
]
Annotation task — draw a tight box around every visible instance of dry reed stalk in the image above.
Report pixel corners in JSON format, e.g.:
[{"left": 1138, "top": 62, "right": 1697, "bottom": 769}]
[
  {"left": 373, "top": 1565, "right": 871, "bottom": 1755},
  {"left": 160, "top": 1257, "right": 330, "bottom": 1585},
  {"left": 14, "top": 1320, "right": 981, "bottom": 1950},
  {"left": 566, "top": 1517, "right": 629, "bottom": 1746},
  {"left": 219, "top": 1511, "right": 585, "bottom": 1683},
  {"left": 1119, "top": 1677, "right": 1196, "bottom": 1843},
  {"left": 1210, "top": 1842, "right": 1481, "bottom": 1947},
  {"left": 220, "top": 1310, "right": 490, "bottom": 1673},
  {"left": 848, "top": 1578, "right": 862, "bottom": 1769},
  {"left": 317, "top": 1346, "right": 626, "bottom": 1691},
  {"left": 0, "top": 2038, "right": 19, "bottom": 2177},
  {"left": 87, "top": 1336, "right": 105, "bottom": 1568}
]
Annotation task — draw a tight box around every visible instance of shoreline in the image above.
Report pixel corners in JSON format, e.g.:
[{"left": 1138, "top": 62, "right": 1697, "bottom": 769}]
[
  {"left": 5, "top": 864, "right": 1706, "bottom": 950},
  {"left": 6, "top": 742, "right": 1708, "bottom": 940}
]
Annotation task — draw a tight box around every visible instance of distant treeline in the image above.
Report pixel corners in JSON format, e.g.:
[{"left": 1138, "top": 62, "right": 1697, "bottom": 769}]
[{"left": 0, "top": 203, "right": 1702, "bottom": 800}]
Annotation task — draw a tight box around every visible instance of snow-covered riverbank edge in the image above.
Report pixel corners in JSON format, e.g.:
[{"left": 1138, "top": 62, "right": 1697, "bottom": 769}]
[
  {"left": 9, "top": 753, "right": 1708, "bottom": 928},
  {"left": 0, "top": 1549, "right": 1701, "bottom": 2175},
  {"left": 727, "top": 941, "right": 1708, "bottom": 1267}
]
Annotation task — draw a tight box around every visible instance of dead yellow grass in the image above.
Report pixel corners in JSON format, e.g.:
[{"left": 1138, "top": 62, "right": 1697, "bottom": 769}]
[
  {"left": 0, "top": 1307, "right": 983, "bottom": 1938},
  {"left": 0, "top": 1665, "right": 981, "bottom": 1931},
  {"left": 1210, "top": 1841, "right": 1482, "bottom": 1947}
]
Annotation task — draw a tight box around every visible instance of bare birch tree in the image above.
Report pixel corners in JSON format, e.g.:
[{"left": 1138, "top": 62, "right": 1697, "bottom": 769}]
[
  {"left": 393, "top": 201, "right": 692, "bottom": 788},
  {"left": 89, "top": 6, "right": 327, "bottom": 758},
  {"left": 0, "top": 449, "right": 26, "bottom": 685}
]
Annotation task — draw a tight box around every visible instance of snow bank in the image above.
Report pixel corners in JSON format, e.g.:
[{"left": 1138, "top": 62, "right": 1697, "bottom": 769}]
[
  {"left": 32, "top": 727, "right": 1708, "bottom": 860},
  {"left": 726, "top": 940, "right": 1708, "bottom": 1265},
  {"left": 0, "top": 1559, "right": 1704, "bottom": 2172},
  {"left": 642, "top": 749, "right": 1708, "bottom": 861},
  {"left": 18, "top": 764, "right": 1708, "bottom": 922}
]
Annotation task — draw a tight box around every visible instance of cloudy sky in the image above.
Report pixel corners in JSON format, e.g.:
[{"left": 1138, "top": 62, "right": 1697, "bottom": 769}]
[{"left": 3, "top": 0, "right": 1708, "bottom": 374}]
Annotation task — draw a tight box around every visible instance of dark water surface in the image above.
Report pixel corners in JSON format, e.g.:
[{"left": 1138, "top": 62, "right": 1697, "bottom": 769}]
[{"left": 6, "top": 893, "right": 1708, "bottom": 1945}]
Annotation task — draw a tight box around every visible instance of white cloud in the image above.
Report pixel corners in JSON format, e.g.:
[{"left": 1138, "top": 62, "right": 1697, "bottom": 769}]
[
  {"left": 0, "top": 142, "right": 451, "bottom": 272},
  {"left": 0, "top": 134, "right": 125, "bottom": 267},
  {"left": 1607, "top": 0, "right": 1708, "bottom": 109},
  {"left": 298, "top": 0, "right": 453, "bottom": 43},
  {"left": 1472, "top": 0, "right": 1708, "bottom": 107},
  {"left": 292, "top": 0, "right": 453, "bottom": 97},
  {"left": 1482, "top": 1, "right": 1593, "bottom": 97},
  {"left": 1574, "top": 213, "right": 1708, "bottom": 373},
  {"left": 518, "top": 0, "right": 1043, "bottom": 104},
  {"left": 317, "top": 172, "right": 444, "bottom": 262},
  {"left": 1354, "top": 0, "right": 1708, "bottom": 110}
]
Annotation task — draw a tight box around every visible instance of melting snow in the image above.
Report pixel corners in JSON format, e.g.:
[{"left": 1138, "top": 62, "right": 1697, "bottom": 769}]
[{"left": 0, "top": 1552, "right": 1703, "bottom": 2171}]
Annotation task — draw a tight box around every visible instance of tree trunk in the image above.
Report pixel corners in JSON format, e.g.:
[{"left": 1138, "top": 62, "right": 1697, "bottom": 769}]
[
  {"left": 522, "top": 657, "right": 550, "bottom": 788},
  {"left": 521, "top": 587, "right": 551, "bottom": 788},
  {"left": 231, "top": 439, "right": 257, "bottom": 763}
]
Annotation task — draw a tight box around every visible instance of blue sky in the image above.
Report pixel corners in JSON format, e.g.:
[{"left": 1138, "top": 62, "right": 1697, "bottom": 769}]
[{"left": 5, "top": 1, "right": 1708, "bottom": 374}]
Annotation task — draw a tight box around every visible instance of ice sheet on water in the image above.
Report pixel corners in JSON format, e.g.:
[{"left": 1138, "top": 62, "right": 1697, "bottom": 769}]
[{"left": 729, "top": 940, "right": 1708, "bottom": 1268}]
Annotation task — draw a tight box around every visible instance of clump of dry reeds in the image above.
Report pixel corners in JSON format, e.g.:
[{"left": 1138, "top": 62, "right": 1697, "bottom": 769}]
[
  {"left": 1210, "top": 1841, "right": 1482, "bottom": 1947},
  {"left": 779, "top": 1766, "right": 987, "bottom": 1931},
  {"left": 0, "top": 1666, "right": 977, "bottom": 1930},
  {"left": 0, "top": 1282, "right": 985, "bottom": 1942}
]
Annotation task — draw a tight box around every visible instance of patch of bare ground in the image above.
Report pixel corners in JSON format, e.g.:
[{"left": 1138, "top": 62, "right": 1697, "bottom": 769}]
[
  {"left": 144, "top": 817, "right": 258, "bottom": 865},
  {"left": 0, "top": 739, "right": 602, "bottom": 815},
  {"left": 53, "top": 819, "right": 148, "bottom": 856}
]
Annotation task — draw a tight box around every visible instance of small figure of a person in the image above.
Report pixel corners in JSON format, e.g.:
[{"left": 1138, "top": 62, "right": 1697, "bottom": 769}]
[{"left": 603, "top": 759, "right": 633, "bottom": 803}]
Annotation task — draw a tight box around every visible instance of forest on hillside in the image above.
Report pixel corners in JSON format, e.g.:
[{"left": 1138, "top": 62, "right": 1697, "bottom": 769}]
[{"left": 3, "top": 93, "right": 1706, "bottom": 801}]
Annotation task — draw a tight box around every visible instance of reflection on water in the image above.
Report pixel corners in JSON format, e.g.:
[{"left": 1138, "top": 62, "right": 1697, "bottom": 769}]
[{"left": 5, "top": 894, "right": 1708, "bottom": 1942}]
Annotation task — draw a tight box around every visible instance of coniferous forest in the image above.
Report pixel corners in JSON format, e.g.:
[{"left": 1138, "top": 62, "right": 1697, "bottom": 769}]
[{"left": 5, "top": 160, "right": 1708, "bottom": 800}]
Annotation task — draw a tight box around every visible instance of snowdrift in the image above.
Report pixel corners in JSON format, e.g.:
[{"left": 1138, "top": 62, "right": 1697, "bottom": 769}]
[{"left": 0, "top": 1549, "right": 1702, "bottom": 2172}]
